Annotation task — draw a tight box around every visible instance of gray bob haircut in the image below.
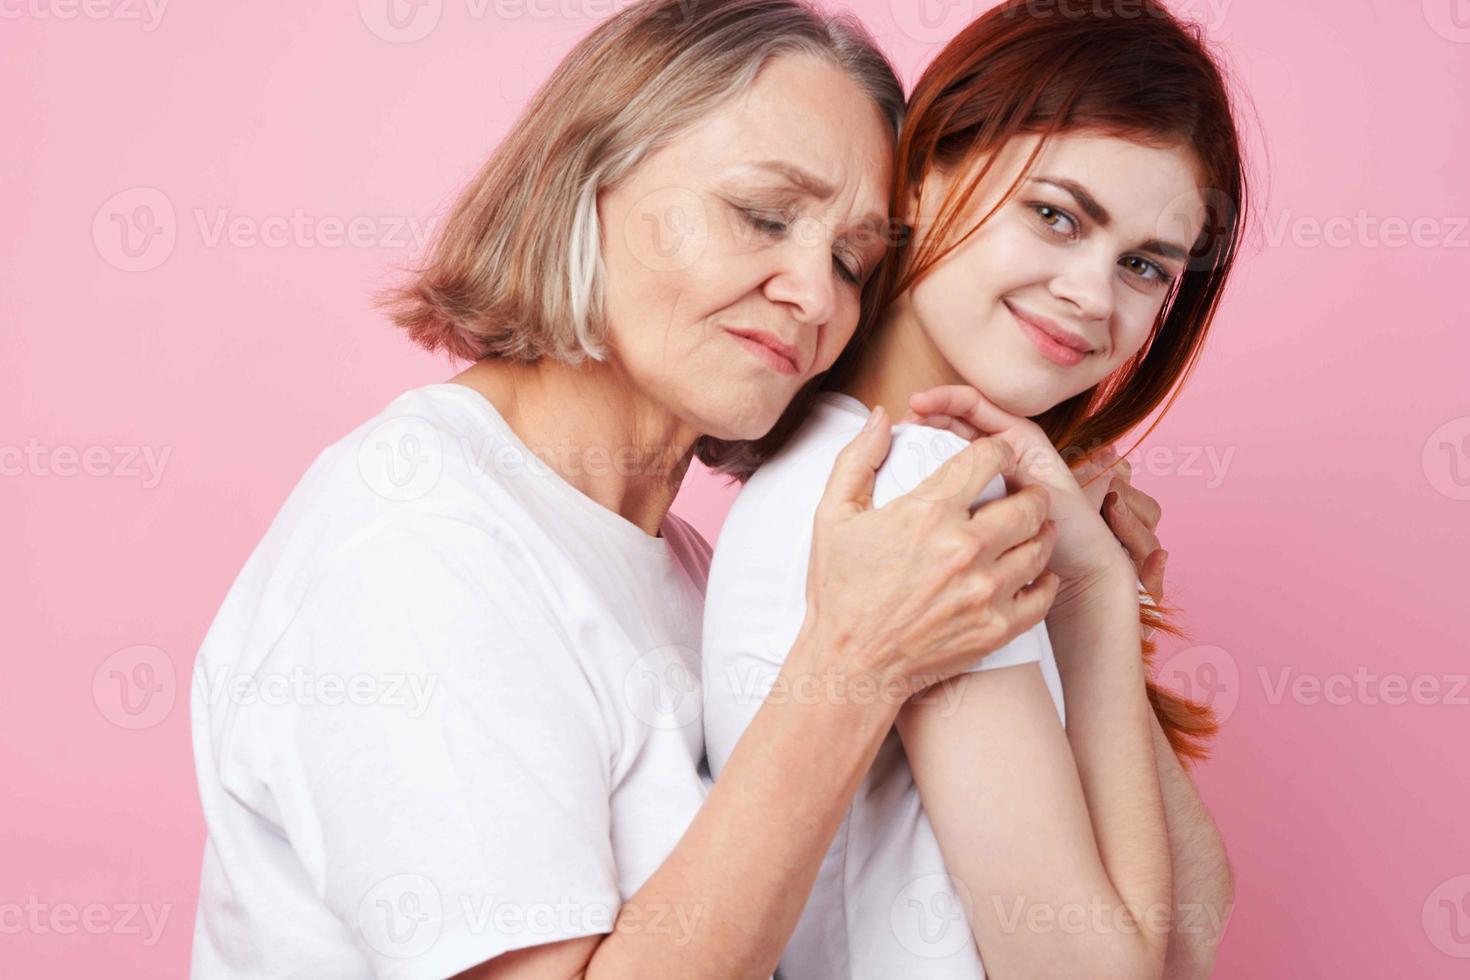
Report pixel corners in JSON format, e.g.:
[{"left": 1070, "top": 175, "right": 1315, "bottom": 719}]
[{"left": 382, "top": 0, "right": 904, "bottom": 365}]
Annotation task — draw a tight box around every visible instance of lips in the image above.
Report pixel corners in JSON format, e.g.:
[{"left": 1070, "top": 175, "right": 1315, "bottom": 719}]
[
  {"left": 724, "top": 327, "right": 803, "bottom": 374},
  {"left": 1004, "top": 300, "right": 1095, "bottom": 355}
]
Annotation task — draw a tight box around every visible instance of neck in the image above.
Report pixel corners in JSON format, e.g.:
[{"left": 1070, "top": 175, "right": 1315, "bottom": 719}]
[
  {"left": 450, "top": 356, "right": 698, "bottom": 538},
  {"left": 838, "top": 292, "right": 966, "bottom": 422}
]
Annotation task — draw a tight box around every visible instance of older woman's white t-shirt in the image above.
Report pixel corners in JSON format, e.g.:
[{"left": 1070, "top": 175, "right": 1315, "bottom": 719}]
[
  {"left": 191, "top": 383, "right": 715, "bottom": 979},
  {"left": 703, "top": 391, "right": 1066, "bottom": 979}
]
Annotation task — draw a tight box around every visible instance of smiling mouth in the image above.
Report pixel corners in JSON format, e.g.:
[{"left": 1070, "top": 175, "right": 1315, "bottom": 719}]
[
  {"left": 724, "top": 327, "right": 802, "bottom": 375},
  {"left": 1004, "top": 300, "right": 1096, "bottom": 367}
]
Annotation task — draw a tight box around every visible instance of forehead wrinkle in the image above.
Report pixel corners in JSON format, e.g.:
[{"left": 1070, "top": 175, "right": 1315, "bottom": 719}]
[{"left": 734, "top": 158, "right": 886, "bottom": 236}]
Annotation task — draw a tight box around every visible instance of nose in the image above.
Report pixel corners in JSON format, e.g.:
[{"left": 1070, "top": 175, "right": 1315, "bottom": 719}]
[
  {"left": 1049, "top": 253, "right": 1114, "bottom": 324},
  {"left": 762, "top": 231, "right": 837, "bottom": 331}
]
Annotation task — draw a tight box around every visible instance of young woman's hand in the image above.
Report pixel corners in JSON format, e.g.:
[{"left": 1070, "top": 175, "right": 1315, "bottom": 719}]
[
  {"left": 906, "top": 405, "right": 1171, "bottom": 602},
  {"left": 1070, "top": 447, "right": 1168, "bottom": 602},
  {"left": 899, "top": 385, "right": 1132, "bottom": 592},
  {"left": 800, "top": 406, "right": 1061, "bottom": 700}
]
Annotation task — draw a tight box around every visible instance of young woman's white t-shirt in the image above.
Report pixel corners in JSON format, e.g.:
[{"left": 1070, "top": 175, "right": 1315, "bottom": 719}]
[
  {"left": 190, "top": 383, "right": 718, "bottom": 979},
  {"left": 703, "top": 391, "right": 1066, "bottom": 979}
]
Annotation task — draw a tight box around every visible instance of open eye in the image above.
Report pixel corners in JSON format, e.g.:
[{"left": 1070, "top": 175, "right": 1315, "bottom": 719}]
[
  {"left": 1030, "top": 202, "right": 1079, "bottom": 238},
  {"left": 1121, "top": 254, "right": 1172, "bottom": 287}
]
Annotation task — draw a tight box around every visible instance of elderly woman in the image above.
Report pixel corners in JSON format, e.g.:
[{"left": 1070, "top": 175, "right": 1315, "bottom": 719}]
[{"left": 188, "top": 1, "right": 1060, "bottom": 977}]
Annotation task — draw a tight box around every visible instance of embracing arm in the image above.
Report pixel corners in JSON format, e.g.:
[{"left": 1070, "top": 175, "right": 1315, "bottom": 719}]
[{"left": 460, "top": 416, "right": 1060, "bottom": 980}]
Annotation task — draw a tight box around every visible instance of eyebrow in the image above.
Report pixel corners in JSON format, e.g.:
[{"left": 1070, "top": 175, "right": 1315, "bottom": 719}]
[
  {"left": 744, "top": 159, "right": 887, "bottom": 239},
  {"left": 1030, "top": 175, "right": 1192, "bottom": 263}
]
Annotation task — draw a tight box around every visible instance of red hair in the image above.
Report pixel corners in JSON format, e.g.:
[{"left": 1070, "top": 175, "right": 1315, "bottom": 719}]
[
  {"left": 874, "top": 0, "right": 1249, "bottom": 761},
  {"left": 705, "top": 0, "right": 1252, "bottom": 759}
]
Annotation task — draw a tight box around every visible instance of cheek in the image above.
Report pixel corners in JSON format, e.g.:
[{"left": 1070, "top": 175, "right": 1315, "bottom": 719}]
[
  {"left": 1110, "top": 299, "right": 1167, "bottom": 362},
  {"left": 815, "top": 297, "right": 864, "bottom": 371}
]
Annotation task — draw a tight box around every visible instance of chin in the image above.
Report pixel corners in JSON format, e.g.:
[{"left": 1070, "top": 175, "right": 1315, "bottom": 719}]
[{"left": 696, "top": 403, "right": 785, "bottom": 443}]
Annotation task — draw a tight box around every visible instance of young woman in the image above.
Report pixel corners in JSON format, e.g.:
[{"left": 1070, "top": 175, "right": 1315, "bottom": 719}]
[
  {"left": 702, "top": 2, "right": 1249, "bottom": 978},
  {"left": 188, "top": 1, "right": 1069, "bottom": 978}
]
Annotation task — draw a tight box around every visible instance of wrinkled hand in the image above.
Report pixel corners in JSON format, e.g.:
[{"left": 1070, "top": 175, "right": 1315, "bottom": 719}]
[
  {"left": 898, "top": 386, "right": 1129, "bottom": 589},
  {"left": 901, "top": 389, "right": 1169, "bottom": 601}
]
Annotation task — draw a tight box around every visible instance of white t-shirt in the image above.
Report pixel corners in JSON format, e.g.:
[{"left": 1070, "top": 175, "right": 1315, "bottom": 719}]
[
  {"left": 190, "top": 382, "right": 716, "bottom": 979},
  {"left": 703, "top": 391, "right": 1066, "bottom": 980}
]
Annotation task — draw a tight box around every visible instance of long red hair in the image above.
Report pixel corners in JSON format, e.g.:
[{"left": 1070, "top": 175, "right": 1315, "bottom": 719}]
[
  {"left": 867, "top": 0, "right": 1249, "bottom": 761},
  {"left": 704, "top": 0, "right": 1252, "bottom": 761}
]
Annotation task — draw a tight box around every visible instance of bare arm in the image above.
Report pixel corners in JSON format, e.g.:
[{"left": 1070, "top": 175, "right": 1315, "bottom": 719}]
[
  {"left": 455, "top": 624, "right": 897, "bottom": 980},
  {"left": 455, "top": 418, "right": 1060, "bottom": 979},
  {"left": 1086, "top": 449, "right": 1235, "bottom": 975},
  {"left": 897, "top": 566, "right": 1172, "bottom": 980},
  {"left": 1149, "top": 709, "right": 1234, "bottom": 979}
]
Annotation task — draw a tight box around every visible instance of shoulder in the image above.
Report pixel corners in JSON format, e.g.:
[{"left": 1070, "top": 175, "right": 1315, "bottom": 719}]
[
  {"left": 873, "top": 422, "right": 1007, "bottom": 511},
  {"left": 719, "top": 397, "right": 862, "bottom": 540}
]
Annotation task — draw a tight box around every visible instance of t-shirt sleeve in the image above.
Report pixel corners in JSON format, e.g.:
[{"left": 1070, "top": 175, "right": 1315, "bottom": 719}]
[
  {"left": 873, "top": 424, "right": 1051, "bottom": 675},
  {"left": 272, "top": 515, "right": 620, "bottom": 979}
]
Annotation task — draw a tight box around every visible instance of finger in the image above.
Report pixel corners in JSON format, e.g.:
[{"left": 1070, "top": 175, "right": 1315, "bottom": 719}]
[
  {"left": 1139, "top": 548, "right": 1168, "bottom": 603},
  {"left": 992, "top": 519, "right": 1057, "bottom": 594},
  {"left": 968, "top": 483, "right": 1051, "bottom": 557},
  {"left": 1072, "top": 449, "right": 1117, "bottom": 508},
  {"left": 1069, "top": 447, "right": 1112, "bottom": 484},
  {"left": 908, "top": 435, "right": 1016, "bottom": 512},
  {"left": 904, "top": 413, "right": 984, "bottom": 442},
  {"left": 1114, "top": 479, "right": 1162, "bottom": 529},
  {"left": 816, "top": 406, "right": 892, "bottom": 520},
  {"left": 1104, "top": 487, "right": 1161, "bottom": 565},
  {"left": 908, "top": 384, "right": 1024, "bottom": 434},
  {"left": 1009, "top": 570, "right": 1061, "bottom": 632},
  {"left": 1077, "top": 446, "right": 1129, "bottom": 492}
]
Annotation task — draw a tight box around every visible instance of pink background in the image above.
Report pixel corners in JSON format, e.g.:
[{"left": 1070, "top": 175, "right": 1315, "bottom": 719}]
[{"left": 4, "top": 0, "right": 1468, "bottom": 975}]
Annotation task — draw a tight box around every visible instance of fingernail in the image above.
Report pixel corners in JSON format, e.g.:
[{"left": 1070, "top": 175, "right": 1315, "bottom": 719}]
[
  {"left": 1158, "top": 550, "right": 1169, "bottom": 572},
  {"left": 864, "top": 405, "right": 884, "bottom": 432}
]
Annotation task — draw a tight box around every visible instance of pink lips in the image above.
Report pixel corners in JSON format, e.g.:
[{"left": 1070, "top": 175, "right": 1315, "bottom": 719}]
[
  {"left": 725, "top": 327, "right": 802, "bottom": 375},
  {"left": 1005, "top": 301, "right": 1095, "bottom": 368}
]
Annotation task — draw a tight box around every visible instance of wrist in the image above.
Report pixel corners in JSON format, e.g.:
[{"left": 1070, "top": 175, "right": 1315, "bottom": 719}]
[
  {"left": 782, "top": 615, "right": 907, "bottom": 728},
  {"left": 1050, "top": 556, "right": 1139, "bottom": 623}
]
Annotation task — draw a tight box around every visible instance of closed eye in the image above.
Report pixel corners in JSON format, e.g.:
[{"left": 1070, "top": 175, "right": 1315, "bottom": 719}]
[
  {"left": 740, "top": 207, "right": 864, "bottom": 287},
  {"left": 740, "top": 208, "right": 789, "bottom": 236}
]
